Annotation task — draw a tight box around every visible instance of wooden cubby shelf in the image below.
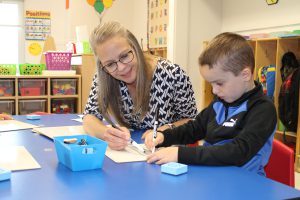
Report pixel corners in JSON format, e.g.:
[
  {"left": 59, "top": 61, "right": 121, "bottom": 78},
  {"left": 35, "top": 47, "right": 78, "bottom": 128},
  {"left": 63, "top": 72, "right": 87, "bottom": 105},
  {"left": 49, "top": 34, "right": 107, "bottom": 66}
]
[{"left": 0, "top": 75, "right": 81, "bottom": 115}]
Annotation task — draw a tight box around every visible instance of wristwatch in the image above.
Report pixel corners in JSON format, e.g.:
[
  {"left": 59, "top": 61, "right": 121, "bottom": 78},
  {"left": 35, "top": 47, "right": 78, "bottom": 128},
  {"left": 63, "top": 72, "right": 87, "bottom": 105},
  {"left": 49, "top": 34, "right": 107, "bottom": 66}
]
[{"left": 167, "top": 123, "right": 175, "bottom": 129}]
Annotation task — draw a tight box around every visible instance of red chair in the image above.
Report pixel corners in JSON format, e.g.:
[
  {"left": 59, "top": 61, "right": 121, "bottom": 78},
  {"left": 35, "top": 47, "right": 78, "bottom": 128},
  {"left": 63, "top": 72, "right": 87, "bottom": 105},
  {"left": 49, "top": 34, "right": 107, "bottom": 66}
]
[{"left": 265, "top": 139, "right": 295, "bottom": 187}]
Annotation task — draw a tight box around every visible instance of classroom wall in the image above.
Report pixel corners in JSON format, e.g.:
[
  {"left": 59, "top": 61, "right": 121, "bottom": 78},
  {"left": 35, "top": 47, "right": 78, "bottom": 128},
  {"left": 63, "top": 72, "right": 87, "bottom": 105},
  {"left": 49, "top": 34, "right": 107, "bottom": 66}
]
[
  {"left": 23, "top": 0, "right": 300, "bottom": 111},
  {"left": 221, "top": 0, "right": 300, "bottom": 34},
  {"left": 24, "top": 0, "right": 147, "bottom": 63},
  {"left": 186, "top": 0, "right": 222, "bottom": 110},
  {"left": 167, "top": 0, "right": 189, "bottom": 71},
  {"left": 102, "top": 0, "right": 147, "bottom": 49},
  {"left": 189, "top": 0, "right": 300, "bottom": 110}
]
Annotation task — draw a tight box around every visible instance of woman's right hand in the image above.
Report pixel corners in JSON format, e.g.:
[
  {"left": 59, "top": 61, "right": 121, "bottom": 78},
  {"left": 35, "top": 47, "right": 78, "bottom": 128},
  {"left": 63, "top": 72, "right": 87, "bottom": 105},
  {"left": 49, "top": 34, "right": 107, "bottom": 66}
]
[{"left": 103, "top": 126, "right": 131, "bottom": 150}]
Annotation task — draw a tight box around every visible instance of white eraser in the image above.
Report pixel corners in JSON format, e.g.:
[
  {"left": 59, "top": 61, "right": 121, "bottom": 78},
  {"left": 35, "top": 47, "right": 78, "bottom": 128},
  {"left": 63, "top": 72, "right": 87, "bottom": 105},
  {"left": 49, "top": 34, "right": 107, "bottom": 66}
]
[
  {"left": 161, "top": 162, "right": 188, "bottom": 175},
  {"left": 26, "top": 115, "right": 41, "bottom": 120}
]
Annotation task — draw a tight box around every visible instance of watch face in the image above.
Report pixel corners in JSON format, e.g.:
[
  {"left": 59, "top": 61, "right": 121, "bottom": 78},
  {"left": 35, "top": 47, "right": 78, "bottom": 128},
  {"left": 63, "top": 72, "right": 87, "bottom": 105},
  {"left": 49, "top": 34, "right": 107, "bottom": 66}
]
[{"left": 266, "top": 0, "right": 278, "bottom": 5}]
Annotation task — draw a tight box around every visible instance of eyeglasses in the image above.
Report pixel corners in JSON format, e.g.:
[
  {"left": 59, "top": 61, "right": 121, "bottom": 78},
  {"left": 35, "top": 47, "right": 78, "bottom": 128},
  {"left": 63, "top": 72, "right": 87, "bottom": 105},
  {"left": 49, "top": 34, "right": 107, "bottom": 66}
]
[{"left": 101, "top": 50, "right": 134, "bottom": 73}]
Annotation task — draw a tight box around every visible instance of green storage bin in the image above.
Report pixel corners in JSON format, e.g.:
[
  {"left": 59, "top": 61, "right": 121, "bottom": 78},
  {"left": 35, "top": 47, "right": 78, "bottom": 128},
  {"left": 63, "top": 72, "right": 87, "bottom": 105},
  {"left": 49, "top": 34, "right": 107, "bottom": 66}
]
[
  {"left": 19, "top": 64, "right": 46, "bottom": 75},
  {"left": 0, "top": 64, "right": 16, "bottom": 75},
  {"left": 292, "top": 30, "right": 300, "bottom": 35}
]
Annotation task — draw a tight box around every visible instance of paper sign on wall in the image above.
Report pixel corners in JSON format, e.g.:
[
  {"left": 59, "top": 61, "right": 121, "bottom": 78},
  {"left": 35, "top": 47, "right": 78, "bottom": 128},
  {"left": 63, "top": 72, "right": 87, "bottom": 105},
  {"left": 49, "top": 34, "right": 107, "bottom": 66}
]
[{"left": 25, "top": 10, "right": 51, "bottom": 41}]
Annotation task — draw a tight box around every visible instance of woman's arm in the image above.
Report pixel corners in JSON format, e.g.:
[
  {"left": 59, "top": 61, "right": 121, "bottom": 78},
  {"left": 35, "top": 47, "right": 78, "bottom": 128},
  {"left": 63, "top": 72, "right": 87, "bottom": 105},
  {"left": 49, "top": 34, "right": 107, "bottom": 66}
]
[{"left": 83, "top": 114, "right": 131, "bottom": 150}]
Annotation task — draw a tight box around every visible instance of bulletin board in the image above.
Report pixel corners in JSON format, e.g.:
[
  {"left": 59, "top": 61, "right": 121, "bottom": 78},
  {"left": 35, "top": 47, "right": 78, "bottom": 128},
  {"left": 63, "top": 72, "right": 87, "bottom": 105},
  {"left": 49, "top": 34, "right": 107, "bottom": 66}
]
[
  {"left": 25, "top": 10, "right": 51, "bottom": 41},
  {"left": 148, "top": 0, "right": 169, "bottom": 48}
]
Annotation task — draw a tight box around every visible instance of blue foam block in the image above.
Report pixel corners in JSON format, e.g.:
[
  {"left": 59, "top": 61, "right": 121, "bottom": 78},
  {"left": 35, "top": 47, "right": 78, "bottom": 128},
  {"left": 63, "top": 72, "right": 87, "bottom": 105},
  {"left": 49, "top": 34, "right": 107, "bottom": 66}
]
[
  {"left": 26, "top": 115, "right": 41, "bottom": 120},
  {"left": 0, "top": 168, "right": 11, "bottom": 181},
  {"left": 161, "top": 162, "right": 188, "bottom": 175}
]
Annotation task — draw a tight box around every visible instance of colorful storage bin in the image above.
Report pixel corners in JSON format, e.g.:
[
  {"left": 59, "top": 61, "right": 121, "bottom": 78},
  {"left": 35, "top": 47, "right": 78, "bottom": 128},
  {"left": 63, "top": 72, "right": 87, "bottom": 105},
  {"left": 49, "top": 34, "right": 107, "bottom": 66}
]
[
  {"left": 51, "top": 98, "right": 76, "bottom": 114},
  {"left": 19, "top": 99, "right": 46, "bottom": 115},
  {"left": 19, "top": 64, "right": 46, "bottom": 75},
  {"left": 0, "top": 79, "right": 14, "bottom": 96},
  {"left": 51, "top": 79, "right": 77, "bottom": 95},
  {"left": 19, "top": 79, "right": 46, "bottom": 96},
  {"left": 0, "top": 64, "right": 16, "bottom": 75},
  {"left": 45, "top": 52, "right": 72, "bottom": 70},
  {"left": 0, "top": 100, "right": 15, "bottom": 115},
  {"left": 54, "top": 135, "right": 108, "bottom": 171}
]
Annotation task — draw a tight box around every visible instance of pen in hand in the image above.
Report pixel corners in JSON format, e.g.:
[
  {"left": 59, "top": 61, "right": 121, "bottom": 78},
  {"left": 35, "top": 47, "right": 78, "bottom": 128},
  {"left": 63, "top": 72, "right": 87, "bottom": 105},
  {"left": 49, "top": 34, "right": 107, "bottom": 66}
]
[
  {"left": 111, "top": 122, "right": 145, "bottom": 154},
  {"left": 152, "top": 108, "right": 159, "bottom": 153}
]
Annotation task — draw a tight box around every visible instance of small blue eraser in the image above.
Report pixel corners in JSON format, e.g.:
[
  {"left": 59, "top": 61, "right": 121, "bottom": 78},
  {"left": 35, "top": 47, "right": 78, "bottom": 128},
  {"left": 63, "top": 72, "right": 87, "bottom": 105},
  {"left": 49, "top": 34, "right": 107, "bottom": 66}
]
[
  {"left": 161, "top": 162, "right": 188, "bottom": 175},
  {"left": 26, "top": 115, "right": 41, "bottom": 120},
  {"left": 0, "top": 168, "right": 11, "bottom": 181}
]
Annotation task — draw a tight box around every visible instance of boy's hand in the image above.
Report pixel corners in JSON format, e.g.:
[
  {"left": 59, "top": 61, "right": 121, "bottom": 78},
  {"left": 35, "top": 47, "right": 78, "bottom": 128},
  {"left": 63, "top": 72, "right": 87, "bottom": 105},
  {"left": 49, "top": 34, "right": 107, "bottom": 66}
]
[
  {"left": 103, "top": 126, "right": 130, "bottom": 150},
  {"left": 146, "top": 147, "right": 178, "bottom": 164},
  {"left": 143, "top": 130, "right": 164, "bottom": 150}
]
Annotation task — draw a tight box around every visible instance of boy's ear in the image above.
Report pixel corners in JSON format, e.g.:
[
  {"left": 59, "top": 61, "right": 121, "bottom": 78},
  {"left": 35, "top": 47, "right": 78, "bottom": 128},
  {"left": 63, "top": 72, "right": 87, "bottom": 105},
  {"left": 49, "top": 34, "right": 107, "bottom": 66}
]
[{"left": 241, "top": 67, "right": 252, "bottom": 81}]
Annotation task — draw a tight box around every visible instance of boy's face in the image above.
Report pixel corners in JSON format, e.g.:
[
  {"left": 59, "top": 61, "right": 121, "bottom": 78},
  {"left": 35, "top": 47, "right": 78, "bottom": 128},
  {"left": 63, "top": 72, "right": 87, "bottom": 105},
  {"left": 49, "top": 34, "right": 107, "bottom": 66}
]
[{"left": 200, "top": 64, "right": 251, "bottom": 103}]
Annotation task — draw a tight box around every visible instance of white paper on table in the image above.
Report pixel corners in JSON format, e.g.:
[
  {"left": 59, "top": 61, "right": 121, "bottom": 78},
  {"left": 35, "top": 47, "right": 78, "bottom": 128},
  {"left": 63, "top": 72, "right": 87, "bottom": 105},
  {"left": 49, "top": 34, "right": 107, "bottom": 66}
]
[
  {"left": 0, "top": 146, "right": 41, "bottom": 171},
  {"left": 105, "top": 144, "right": 151, "bottom": 163},
  {"left": 0, "top": 120, "right": 38, "bottom": 132},
  {"left": 32, "top": 125, "right": 86, "bottom": 139}
]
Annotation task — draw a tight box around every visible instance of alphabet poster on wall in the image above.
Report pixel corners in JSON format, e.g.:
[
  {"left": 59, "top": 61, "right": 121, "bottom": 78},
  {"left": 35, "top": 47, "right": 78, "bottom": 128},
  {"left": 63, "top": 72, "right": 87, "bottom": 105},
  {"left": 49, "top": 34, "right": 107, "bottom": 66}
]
[
  {"left": 148, "top": 0, "right": 168, "bottom": 48},
  {"left": 25, "top": 10, "right": 51, "bottom": 41}
]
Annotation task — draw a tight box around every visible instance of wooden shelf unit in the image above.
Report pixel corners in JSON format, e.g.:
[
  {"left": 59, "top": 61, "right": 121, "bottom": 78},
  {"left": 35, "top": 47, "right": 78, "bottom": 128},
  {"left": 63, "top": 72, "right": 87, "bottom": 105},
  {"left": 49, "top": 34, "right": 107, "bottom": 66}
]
[
  {"left": 0, "top": 75, "right": 81, "bottom": 115},
  {"left": 72, "top": 54, "right": 96, "bottom": 112},
  {"left": 201, "top": 36, "right": 300, "bottom": 171},
  {"left": 148, "top": 47, "right": 167, "bottom": 58}
]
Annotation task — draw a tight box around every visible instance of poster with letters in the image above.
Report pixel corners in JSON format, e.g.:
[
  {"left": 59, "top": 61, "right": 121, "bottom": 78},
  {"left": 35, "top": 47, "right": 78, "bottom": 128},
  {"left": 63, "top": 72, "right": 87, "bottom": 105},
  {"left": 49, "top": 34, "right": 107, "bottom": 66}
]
[{"left": 148, "top": 0, "right": 168, "bottom": 48}]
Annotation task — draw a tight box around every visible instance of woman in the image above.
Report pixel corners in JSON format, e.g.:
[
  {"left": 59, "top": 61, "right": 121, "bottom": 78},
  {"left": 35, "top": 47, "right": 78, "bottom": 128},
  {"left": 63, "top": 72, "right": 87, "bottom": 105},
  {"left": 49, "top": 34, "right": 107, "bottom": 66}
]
[{"left": 83, "top": 21, "right": 197, "bottom": 150}]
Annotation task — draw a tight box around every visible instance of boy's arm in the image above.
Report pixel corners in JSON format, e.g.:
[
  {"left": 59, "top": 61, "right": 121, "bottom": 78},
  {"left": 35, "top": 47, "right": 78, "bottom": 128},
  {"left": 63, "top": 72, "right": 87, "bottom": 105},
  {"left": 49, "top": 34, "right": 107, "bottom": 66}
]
[
  {"left": 177, "top": 101, "right": 277, "bottom": 166},
  {"left": 159, "top": 106, "right": 211, "bottom": 146}
]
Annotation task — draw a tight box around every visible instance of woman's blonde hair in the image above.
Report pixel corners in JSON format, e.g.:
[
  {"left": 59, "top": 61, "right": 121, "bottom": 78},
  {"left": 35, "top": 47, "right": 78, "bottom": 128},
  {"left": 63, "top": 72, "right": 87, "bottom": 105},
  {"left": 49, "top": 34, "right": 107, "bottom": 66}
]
[{"left": 90, "top": 21, "right": 153, "bottom": 127}]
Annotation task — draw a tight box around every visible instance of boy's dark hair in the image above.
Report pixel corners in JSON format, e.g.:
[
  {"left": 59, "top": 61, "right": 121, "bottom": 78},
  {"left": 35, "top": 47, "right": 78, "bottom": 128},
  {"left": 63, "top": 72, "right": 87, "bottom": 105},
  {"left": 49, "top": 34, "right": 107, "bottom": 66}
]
[{"left": 199, "top": 32, "right": 254, "bottom": 76}]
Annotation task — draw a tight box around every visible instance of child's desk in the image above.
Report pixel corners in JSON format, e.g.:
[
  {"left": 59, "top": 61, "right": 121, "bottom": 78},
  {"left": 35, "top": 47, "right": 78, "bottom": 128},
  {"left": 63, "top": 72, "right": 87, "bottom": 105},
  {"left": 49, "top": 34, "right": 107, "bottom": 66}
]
[{"left": 0, "top": 114, "right": 300, "bottom": 200}]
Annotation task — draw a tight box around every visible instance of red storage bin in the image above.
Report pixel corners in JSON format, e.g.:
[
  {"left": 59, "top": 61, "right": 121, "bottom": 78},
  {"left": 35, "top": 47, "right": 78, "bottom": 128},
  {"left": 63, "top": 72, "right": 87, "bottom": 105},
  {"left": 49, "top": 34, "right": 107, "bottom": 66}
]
[{"left": 19, "top": 79, "right": 46, "bottom": 96}]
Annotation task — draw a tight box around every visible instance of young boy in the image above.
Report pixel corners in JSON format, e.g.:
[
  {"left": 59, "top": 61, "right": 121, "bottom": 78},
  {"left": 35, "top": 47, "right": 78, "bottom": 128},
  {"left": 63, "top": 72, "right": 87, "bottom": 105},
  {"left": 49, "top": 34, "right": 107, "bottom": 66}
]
[{"left": 144, "top": 32, "right": 277, "bottom": 175}]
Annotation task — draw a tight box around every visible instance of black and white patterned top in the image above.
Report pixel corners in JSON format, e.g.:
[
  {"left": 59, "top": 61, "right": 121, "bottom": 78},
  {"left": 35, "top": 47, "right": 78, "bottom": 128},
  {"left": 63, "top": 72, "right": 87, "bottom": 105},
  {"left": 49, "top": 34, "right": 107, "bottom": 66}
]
[{"left": 83, "top": 59, "right": 198, "bottom": 129}]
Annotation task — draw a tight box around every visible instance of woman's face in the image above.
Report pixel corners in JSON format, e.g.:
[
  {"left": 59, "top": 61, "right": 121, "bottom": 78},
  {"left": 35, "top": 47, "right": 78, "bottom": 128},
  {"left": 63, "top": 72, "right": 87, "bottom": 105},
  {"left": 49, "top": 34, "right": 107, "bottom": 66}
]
[{"left": 96, "top": 36, "right": 138, "bottom": 86}]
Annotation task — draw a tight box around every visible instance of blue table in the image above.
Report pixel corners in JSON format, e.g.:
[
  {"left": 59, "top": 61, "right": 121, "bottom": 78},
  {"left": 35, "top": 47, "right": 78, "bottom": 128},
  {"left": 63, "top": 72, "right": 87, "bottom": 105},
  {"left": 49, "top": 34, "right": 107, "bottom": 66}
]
[{"left": 1, "top": 114, "right": 300, "bottom": 200}]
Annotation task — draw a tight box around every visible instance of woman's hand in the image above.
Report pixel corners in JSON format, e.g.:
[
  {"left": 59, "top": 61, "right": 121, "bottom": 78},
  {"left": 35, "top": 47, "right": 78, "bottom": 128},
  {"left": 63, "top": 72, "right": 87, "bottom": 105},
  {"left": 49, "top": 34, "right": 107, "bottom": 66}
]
[
  {"left": 103, "top": 126, "right": 131, "bottom": 150},
  {"left": 0, "top": 114, "right": 13, "bottom": 120},
  {"left": 146, "top": 147, "right": 178, "bottom": 164}
]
